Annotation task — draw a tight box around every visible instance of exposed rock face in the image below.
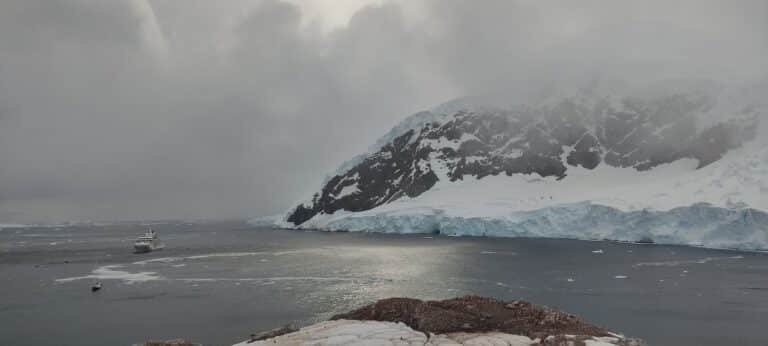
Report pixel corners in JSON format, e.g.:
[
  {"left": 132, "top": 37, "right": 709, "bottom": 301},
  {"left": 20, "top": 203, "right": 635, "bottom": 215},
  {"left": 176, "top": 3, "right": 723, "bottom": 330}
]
[
  {"left": 332, "top": 296, "right": 610, "bottom": 340},
  {"left": 288, "top": 93, "right": 758, "bottom": 226}
]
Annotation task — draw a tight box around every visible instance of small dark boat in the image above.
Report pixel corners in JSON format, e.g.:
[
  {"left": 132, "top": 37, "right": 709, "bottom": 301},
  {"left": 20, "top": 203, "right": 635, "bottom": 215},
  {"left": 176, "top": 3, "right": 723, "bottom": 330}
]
[
  {"left": 91, "top": 282, "right": 102, "bottom": 292},
  {"left": 636, "top": 236, "right": 656, "bottom": 244}
]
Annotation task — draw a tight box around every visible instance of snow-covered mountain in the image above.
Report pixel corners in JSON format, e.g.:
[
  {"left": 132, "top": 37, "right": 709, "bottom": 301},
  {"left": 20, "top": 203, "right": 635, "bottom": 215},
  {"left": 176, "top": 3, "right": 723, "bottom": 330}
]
[{"left": 265, "top": 85, "right": 767, "bottom": 250}]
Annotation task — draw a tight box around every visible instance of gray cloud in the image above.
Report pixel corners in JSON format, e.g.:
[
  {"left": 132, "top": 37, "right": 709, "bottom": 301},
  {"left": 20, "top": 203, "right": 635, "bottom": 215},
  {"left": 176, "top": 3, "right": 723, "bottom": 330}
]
[{"left": 0, "top": 0, "right": 765, "bottom": 223}]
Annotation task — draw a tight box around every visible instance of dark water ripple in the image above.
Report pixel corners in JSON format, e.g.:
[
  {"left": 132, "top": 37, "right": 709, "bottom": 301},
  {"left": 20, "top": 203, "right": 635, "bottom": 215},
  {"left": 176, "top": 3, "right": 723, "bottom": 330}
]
[{"left": 1, "top": 222, "right": 767, "bottom": 346}]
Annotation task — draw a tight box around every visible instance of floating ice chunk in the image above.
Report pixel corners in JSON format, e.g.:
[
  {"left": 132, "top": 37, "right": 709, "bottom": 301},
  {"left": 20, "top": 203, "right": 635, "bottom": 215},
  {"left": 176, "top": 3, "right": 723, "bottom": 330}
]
[
  {"left": 633, "top": 256, "right": 743, "bottom": 267},
  {"left": 614, "top": 275, "right": 628, "bottom": 279},
  {"left": 592, "top": 249, "right": 604, "bottom": 254}
]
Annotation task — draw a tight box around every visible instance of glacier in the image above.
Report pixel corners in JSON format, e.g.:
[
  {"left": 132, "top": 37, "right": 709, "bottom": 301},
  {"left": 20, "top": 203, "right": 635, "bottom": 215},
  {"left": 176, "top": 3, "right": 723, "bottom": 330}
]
[
  {"left": 257, "top": 86, "right": 768, "bottom": 251},
  {"left": 256, "top": 143, "right": 768, "bottom": 251},
  {"left": 295, "top": 202, "right": 768, "bottom": 251}
]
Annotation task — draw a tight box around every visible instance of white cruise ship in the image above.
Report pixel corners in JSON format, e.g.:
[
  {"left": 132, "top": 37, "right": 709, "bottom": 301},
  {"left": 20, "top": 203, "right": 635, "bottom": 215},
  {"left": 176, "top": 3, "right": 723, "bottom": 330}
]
[{"left": 133, "top": 228, "right": 164, "bottom": 253}]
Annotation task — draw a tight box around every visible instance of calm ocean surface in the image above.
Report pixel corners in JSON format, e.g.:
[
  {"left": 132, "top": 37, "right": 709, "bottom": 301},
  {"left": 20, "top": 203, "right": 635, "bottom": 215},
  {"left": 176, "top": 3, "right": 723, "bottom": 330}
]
[{"left": 1, "top": 222, "right": 767, "bottom": 346}]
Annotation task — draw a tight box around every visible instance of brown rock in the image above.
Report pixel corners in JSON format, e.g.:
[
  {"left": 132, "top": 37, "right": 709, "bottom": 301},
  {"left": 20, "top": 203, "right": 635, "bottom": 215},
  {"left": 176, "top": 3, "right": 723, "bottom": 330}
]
[{"left": 331, "top": 295, "right": 611, "bottom": 339}]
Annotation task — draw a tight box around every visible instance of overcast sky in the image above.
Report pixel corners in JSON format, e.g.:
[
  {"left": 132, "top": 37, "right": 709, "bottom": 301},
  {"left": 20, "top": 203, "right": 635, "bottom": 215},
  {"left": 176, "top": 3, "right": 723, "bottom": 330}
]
[{"left": 1, "top": 0, "right": 766, "bottom": 223}]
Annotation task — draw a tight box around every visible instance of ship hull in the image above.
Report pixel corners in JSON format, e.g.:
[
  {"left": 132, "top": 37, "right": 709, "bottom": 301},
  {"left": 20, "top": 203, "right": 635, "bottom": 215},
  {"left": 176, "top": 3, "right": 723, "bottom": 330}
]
[
  {"left": 134, "top": 242, "right": 163, "bottom": 253},
  {"left": 134, "top": 244, "right": 152, "bottom": 253}
]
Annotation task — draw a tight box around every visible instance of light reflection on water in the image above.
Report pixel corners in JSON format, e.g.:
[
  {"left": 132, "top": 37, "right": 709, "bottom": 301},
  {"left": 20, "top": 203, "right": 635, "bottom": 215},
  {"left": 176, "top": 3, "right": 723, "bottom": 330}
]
[{"left": 1, "top": 224, "right": 767, "bottom": 346}]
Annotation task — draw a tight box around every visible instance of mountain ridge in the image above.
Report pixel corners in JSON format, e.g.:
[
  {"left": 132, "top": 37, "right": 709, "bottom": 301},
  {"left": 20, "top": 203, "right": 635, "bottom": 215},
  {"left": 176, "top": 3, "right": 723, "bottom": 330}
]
[{"left": 287, "top": 90, "right": 759, "bottom": 226}]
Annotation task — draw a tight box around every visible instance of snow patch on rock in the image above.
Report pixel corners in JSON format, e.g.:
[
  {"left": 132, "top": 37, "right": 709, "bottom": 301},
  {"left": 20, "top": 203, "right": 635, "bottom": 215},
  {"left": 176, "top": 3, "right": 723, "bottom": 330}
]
[{"left": 233, "top": 320, "right": 633, "bottom": 346}]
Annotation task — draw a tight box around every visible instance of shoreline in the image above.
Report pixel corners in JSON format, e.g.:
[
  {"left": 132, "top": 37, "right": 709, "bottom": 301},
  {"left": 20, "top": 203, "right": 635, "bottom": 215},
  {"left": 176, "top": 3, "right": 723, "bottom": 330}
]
[
  {"left": 262, "top": 226, "right": 768, "bottom": 254},
  {"left": 232, "top": 296, "right": 645, "bottom": 346}
]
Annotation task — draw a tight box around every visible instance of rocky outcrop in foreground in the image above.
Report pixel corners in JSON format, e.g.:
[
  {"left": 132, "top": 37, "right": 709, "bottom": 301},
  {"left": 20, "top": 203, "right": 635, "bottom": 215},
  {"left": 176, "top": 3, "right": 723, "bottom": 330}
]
[{"left": 235, "top": 296, "right": 644, "bottom": 346}]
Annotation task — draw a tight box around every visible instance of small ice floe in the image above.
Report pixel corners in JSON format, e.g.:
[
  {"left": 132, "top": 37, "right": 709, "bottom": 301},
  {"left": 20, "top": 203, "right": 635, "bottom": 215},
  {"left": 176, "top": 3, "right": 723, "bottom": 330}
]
[
  {"left": 171, "top": 264, "right": 186, "bottom": 268},
  {"left": 567, "top": 278, "right": 575, "bottom": 282},
  {"left": 481, "top": 250, "right": 497, "bottom": 254},
  {"left": 592, "top": 249, "right": 604, "bottom": 254},
  {"left": 49, "top": 242, "right": 58, "bottom": 246},
  {"left": 634, "top": 256, "right": 742, "bottom": 268},
  {"left": 422, "top": 236, "right": 434, "bottom": 239},
  {"left": 614, "top": 275, "right": 628, "bottom": 279}
]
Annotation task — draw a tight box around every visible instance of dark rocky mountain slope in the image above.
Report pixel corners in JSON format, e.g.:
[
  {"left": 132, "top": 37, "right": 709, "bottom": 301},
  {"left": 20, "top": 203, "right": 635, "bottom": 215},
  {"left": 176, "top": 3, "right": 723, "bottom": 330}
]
[{"left": 288, "top": 92, "right": 758, "bottom": 225}]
